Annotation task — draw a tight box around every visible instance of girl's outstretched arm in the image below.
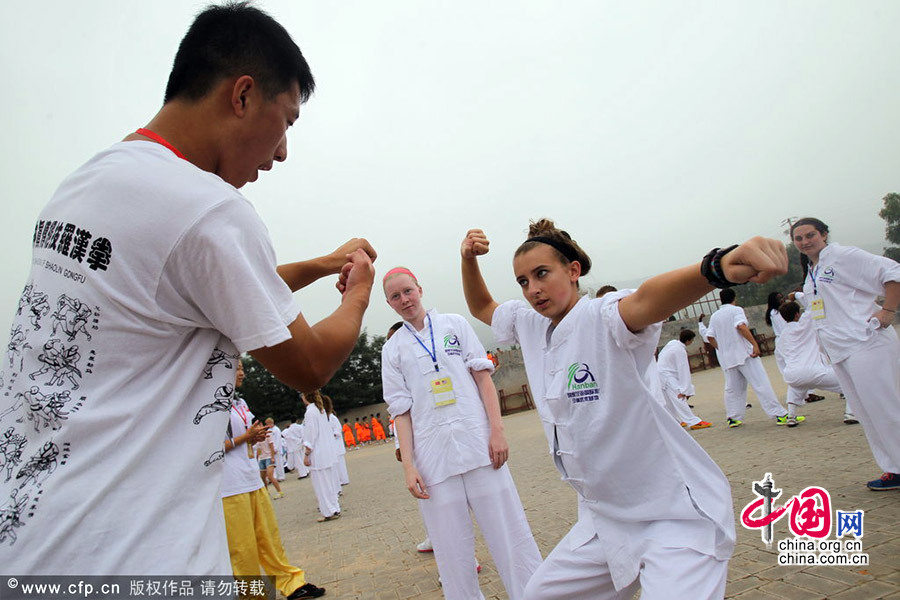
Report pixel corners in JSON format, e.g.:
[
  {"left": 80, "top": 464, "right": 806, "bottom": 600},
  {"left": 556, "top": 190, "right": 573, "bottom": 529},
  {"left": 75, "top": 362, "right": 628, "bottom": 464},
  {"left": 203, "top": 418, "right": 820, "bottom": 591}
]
[
  {"left": 619, "top": 237, "right": 787, "bottom": 332},
  {"left": 461, "top": 229, "right": 500, "bottom": 325}
]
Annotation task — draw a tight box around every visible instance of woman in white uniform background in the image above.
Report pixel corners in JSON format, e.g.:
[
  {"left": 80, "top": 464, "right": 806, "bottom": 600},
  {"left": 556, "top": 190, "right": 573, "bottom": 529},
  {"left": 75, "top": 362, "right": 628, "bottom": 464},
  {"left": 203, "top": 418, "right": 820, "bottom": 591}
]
[
  {"left": 791, "top": 217, "right": 900, "bottom": 491},
  {"left": 460, "top": 219, "right": 788, "bottom": 600},
  {"left": 323, "top": 394, "right": 350, "bottom": 489},
  {"left": 381, "top": 266, "right": 541, "bottom": 600},
  {"left": 301, "top": 391, "right": 341, "bottom": 522}
]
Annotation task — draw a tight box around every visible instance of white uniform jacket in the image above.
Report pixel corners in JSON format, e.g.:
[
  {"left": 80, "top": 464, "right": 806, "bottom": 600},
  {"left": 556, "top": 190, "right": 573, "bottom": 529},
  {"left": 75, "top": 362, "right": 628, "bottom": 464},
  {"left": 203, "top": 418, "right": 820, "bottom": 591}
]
[
  {"left": 802, "top": 243, "right": 900, "bottom": 363},
  {"left": 492, "top": 293, "right": 735, "bottom": 588},
  {"left": 329, "top": 413, "right": 346, "bottom": 457},
  {"left": 381, "top": 309, "right": 495, "bottom": 487},
  {"left": 706, "top": 304, "right": 753, "bottom": 369},
  {"left": 302, "top": 403, "right": 337, "bottom": 471},
  {"left": 698, "top": 319, "right": 710, "bottom": 343},
  {"left": 769, "top": 308, "right": 787, "bottom": 339},
  {"left": 282, "top": 423, "right": 303, "bottom": 455},
  {"left": 657, "top": 339, "right": 696, "bottom": 397}
]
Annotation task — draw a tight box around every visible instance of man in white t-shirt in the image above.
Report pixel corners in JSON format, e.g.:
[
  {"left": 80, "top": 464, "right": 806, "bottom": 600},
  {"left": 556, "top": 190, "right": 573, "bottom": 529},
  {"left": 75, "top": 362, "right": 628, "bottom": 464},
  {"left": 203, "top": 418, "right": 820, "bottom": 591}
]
[
  {"left": 706, "top": 288, "right": 789, "bottom": 428},
  {"left": 0, "top": 5, "right": 374, "bottom": 590}
]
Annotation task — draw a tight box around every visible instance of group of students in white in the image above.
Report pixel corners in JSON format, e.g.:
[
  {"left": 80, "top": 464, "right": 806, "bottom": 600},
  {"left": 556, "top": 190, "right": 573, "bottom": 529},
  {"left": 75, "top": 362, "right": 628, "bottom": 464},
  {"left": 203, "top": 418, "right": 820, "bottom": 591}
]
[{"left": 375, "top": 216, "right": 900, "bottom": 600}]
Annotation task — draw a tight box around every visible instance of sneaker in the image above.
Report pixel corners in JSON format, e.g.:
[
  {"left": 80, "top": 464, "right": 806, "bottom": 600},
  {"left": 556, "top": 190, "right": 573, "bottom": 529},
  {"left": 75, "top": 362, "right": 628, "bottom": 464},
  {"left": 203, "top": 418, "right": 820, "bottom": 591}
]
[
  {"left": 786, "top": 417, "right": 798, "bottom": 427},
  {"left": 806, "top": 393, "right": 825, "bottom": 402},
  {"left": 727, "top": 418, "right": 743, "bottom": 428},
  {"left": 844, "top": 413, "right": 859, "bottom": 425},
  {"left": 689, "top": 421, "right": 713, "bottom": 430},
  {"left": 416, "top": 538, "right": 434, "bottom": 553},
  {"left": 680, "top": 422, "right": 687, "bottom": 427},
  {"left": 316, "top": 512, "right": 341, "bottom": 523},
  {"left": 746, "top": 402, "right": 752, "bottom": 408},
  {"left": 867, "top": 473, "right": 900, "bottom": 491},
  {"left": 287, "top": 583, "right": 326, "bottom": 599},
  {"left": 794, "top": 415, "right": 806, "bottom": 423},
  {"left": 476, "top": 560, "right": 482, "bottom": 574},
  {"left": 776, "top": 415, "right": 789, "bottom": 426},
  {"left": 272, "top": 491, "right": 285, "bottom": 500}
]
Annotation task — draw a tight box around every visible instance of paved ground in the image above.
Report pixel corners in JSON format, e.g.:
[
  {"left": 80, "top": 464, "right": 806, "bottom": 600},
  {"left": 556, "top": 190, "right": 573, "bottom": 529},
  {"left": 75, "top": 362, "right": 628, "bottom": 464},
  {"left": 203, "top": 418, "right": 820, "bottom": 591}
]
[{"left": 271, "top": 354, "right": 900, "bottom": 599}]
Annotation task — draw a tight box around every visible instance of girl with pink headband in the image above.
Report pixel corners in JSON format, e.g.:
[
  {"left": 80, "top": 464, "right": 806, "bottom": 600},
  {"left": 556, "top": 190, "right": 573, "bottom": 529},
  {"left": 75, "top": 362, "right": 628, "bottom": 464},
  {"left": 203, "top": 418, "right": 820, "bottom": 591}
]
[{"left": 380, "top": 266, "right": 541, "bottom": 600}]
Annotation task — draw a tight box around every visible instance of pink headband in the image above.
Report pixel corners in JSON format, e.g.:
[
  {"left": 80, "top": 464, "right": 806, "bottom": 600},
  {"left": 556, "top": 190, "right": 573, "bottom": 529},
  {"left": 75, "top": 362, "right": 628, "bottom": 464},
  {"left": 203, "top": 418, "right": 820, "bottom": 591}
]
[{"left": 382, "top": 267, "right": 418, "bottom": 284}]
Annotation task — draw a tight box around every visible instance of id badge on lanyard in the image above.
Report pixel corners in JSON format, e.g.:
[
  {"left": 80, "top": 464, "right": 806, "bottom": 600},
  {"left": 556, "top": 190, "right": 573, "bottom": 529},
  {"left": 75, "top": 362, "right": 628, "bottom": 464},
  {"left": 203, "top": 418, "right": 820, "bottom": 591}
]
[
  {"left": 810, "top": 299, "right": 826, "bottom": 320},
  {"left": 808, "top": 266, "right": 826, "bottom": 320},
  {"left": 429, "top": 375, "right": 457, "bottom": 407},
  {"left": 405, "top": 315, "right": 457, "bottom": 407}
]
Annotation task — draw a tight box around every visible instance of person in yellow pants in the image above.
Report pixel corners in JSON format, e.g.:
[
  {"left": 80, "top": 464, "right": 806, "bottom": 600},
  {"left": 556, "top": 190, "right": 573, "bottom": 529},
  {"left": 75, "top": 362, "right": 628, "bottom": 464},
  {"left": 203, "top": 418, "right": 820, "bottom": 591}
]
[{"left": 221, "top": 361, "right": 325, "bottom": 600}]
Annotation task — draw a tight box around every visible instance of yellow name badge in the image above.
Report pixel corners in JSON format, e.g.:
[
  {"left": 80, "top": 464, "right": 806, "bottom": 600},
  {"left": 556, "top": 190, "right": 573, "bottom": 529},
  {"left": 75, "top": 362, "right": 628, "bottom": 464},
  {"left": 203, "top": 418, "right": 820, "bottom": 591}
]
[
  {"left": 430, "top": 375, "right": 457, "bottom": 407},
  {"left": 811, "top": 299, "right": 826, "bottom": 320}
]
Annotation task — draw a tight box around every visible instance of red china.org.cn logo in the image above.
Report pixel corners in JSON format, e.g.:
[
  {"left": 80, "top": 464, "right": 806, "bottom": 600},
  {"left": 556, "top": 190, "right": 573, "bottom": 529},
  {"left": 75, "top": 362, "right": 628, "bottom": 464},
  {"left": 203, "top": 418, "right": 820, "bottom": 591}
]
[{"left": 740, "top": 473, "right": 868, "bottom": 566}]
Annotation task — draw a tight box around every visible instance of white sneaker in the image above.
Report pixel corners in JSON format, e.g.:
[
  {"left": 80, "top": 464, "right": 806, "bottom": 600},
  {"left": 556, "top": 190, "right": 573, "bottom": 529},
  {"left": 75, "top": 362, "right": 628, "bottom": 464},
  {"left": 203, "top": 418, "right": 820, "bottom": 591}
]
[
  {"left": 844, "top": 413, "right": 859, "bottom": 425},
  {"left": 416, "top": 538, "right": 433, "bottom": 553}
]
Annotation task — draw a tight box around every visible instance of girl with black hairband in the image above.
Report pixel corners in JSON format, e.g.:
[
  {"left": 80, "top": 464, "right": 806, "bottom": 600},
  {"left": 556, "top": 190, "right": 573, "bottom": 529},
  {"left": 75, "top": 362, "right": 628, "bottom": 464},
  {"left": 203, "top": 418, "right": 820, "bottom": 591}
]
[{"left": 460, "top": 219, "right": 787, "bottom": 600}]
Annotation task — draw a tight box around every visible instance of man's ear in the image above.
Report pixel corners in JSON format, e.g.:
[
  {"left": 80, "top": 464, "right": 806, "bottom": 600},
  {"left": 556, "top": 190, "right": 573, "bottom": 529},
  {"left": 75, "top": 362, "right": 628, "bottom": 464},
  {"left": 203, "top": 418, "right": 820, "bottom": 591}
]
[{"left": 230, "top": 75, "right": 255, "bottom": 117}]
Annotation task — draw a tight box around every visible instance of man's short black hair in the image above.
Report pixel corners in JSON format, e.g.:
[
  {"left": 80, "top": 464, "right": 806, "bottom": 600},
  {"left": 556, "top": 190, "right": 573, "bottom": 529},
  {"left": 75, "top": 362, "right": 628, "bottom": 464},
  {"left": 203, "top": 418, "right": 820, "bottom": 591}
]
[
  {"left": 779, "top": 301, "right": 801, "bottom": 323},
  {"left": 679, "top": 329, "right": 696, "bottom": 344},
  {"left": 719, "top": 288, "right": 736, "bottom": 304},
  {"left": 164, "top": 2, "right": 315, "bottom": 103}
]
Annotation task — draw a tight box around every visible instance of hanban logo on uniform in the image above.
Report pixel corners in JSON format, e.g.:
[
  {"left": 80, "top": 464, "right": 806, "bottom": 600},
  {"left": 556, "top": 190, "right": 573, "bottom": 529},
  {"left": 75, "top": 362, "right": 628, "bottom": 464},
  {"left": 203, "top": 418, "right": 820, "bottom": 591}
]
[
  {"left": 566, "top": 363, "right": 595, "bottom": 389},
  {"left": 442, "top": 333, "right": 462, "bottom": 356}
]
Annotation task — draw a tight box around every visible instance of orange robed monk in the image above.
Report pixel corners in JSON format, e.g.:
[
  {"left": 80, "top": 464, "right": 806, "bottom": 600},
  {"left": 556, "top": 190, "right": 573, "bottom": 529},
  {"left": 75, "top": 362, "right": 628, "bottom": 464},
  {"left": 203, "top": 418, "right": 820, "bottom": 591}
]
[
  {"left": 360, "top": 420, "right": 372, "bottom": 443},
  {"left": 371, "top": 417, "right": 386, "bottom": 441},
  {"left": 354, "top": 419, "right": 364, "bottom": 444},
  {"left": 342, "top": 419, "right": 356, "bottom": 448}
]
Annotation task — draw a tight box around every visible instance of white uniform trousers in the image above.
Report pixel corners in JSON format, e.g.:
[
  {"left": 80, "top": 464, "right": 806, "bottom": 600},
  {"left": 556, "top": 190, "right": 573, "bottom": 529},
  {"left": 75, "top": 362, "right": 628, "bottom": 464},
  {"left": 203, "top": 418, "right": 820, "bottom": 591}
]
[
  {"left": 723, "top": 357, "right": 787, "bottom": 420},
  {"left": 418, "top": 464, "right": 541, "bottom": 600},
  {"left": 309, "top": 466, "right": 341, "bottom": 518},
  {"left": 661, "top": 381, "right": 700, "bottom": 426},
  {"left": 522, "top": 526, "right": 727, "bottom": 600},
  {"left": 785, "top": 367, "right": 842, "bottom": 407},
  {"left": 832, "top": 328, "right": 900, "bottom": 473},
  {"left": 286, "top": 449, "right": 303, "bottom": 473},
  {"left": 274, "top": 449, "right": 286, "bottom": 481},
  {"left": 337, "top": 454, "right": 350, "bottom": 485},
  {"left": 775, "top": 353, "right": 813, "bottom": 405}
]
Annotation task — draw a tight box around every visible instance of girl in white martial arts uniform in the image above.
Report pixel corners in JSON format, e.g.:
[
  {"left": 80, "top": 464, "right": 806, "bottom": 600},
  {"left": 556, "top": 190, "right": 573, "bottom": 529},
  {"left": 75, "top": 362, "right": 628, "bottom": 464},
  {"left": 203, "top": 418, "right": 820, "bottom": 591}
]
[
  {"left": 460, "top": 220, "right": 788, "bottom": 600},
  {"left": 766, "top": 291, "right": 787, "bottom": 339},
  {"left": 301, "top": 391, "right": 341, "bottom": 521},
  {"left": 323, "top": 394, "right": 350, "bottom": 489},
  {"left": 381, "top": 267, "right": 541, "bottom": 600},
  {"left": 791, "top": 217, "right": 900, "bottom": 490}
]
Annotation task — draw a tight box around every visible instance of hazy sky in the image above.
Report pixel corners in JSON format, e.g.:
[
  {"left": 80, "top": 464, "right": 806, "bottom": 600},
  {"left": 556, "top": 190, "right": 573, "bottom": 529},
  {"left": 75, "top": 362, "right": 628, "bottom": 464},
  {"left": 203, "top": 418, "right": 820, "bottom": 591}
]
[{"left": 2, "top": 1, "right": 898, "bottom": 346}]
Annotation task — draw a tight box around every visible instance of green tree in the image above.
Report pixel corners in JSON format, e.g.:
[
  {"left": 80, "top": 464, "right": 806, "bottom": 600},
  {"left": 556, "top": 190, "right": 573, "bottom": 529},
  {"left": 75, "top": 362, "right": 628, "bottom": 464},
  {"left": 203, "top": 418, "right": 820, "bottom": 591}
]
[
  {"left": 238, "top": 356, "right": 300, "bottom": 422},
  {"left": 879, "top": 192, "right": 900, "bottom": 261},
  {"left": 237, "top": 330, "right": 387, "bottom": 422},
  {"left": 322, "top": 331, "right": 386, "bottom": 412}
]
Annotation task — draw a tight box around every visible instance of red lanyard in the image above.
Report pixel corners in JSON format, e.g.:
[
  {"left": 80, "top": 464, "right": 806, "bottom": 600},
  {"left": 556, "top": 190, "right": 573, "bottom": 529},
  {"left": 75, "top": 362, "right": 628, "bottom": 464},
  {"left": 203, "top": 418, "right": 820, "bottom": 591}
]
[
  {"left": 233, "top": 402, "right": 249, "bottom": 426},
  {"left": 135, "top": 127, "right": 187, "bottom": 160}
]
